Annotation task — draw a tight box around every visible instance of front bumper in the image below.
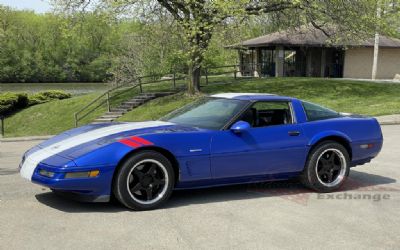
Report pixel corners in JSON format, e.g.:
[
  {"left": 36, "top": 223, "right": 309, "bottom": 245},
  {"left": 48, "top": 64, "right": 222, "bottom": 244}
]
[
  {"left": 51, "top": 190, "right": 110, "bottom": 202},
  {"left": 31, "top": 163, "right": 115, "bottom": 202}
]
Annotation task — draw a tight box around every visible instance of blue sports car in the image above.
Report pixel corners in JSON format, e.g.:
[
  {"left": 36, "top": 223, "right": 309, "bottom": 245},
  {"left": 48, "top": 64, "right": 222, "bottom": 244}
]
[{"left": 20, "top": 93, "right": 383, "bottom": 210}]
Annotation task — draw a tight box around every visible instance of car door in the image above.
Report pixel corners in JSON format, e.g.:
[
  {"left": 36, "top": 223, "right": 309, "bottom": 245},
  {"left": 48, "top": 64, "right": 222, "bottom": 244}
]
[{"left": 210, "top": 101, "right": 309, "bottom": 179}]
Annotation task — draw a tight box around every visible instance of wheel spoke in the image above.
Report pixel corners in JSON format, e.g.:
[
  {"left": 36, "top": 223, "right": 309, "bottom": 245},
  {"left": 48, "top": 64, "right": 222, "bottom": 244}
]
[
  {"left": 133, "top": 169, "right": 144, "bottom": 180},
  {"left": 145, "top": 188, "right": 153, "bottom": 200},
  {"left": 130, "top": 182, "right": 142, "bottom": 193},
  {"left": 147, "top": 164, "right": 157, "bottom": 175},
  {"left": 128, "top": 174, "right": 134, "bottom": 184},
  {"left": 330, "top": 154, "right": 337, "bottom": 164},
  {"left": 332, "top": 164, "right": 341, "bottom": 171},
  {"left": 153, "top": 178, "right": 165, "bottom": 186},
  {"left": 327, "top": 172, "right": 333, "bottom": 182},
  {"left": 320, "top": 158, "right": 329, "bottom": 166}
]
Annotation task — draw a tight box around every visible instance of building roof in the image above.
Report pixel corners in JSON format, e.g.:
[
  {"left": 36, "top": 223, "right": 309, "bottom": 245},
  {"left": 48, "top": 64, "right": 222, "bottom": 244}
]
[{"left": 234, "top": 26, "right": 400, "bottom": 49}]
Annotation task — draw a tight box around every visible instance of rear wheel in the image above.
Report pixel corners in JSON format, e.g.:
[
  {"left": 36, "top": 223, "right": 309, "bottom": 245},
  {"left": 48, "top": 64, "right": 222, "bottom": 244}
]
[
  {"left": 113, "top": 151, "right": 175, "bottom": 210},
  {"left": 300, "top": 141, "right": 350, "bottom": 192}
]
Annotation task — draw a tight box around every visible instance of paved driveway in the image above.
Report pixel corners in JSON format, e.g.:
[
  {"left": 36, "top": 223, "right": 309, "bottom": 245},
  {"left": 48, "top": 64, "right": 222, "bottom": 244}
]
[{"left": 0, "top": 126, "right": 399, "bottom": 250}]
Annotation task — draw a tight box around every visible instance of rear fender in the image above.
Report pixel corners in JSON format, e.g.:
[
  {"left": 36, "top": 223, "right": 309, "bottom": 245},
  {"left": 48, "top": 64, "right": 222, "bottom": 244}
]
[{"left": 308, "top": 130, "right": 352, "bottom": 147}]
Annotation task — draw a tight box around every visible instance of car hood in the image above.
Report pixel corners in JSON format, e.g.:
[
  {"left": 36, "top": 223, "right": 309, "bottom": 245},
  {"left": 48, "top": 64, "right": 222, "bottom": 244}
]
[{"left": 27, "top": 121, "right": 195, "bottom": 161}]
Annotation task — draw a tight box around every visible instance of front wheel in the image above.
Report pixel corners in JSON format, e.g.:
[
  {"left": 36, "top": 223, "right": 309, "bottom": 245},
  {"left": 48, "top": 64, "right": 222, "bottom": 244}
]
[
  {"left": 300, "top": 141, "right": 350, "bottom": 192},
  {"left": 113, "top": 151, "right": 175, "bottom": 210}
]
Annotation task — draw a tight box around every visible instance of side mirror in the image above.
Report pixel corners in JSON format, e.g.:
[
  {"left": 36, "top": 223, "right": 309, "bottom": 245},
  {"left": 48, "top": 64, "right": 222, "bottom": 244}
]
[{"left": 230, "top": 121, "right": 251, "bottom": 134}]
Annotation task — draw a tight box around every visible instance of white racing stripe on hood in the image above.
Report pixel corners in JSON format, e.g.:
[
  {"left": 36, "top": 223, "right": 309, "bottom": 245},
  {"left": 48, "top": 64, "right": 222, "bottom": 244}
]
[{"left": 20, "top": 121, "right": 172, "bottom": 180}]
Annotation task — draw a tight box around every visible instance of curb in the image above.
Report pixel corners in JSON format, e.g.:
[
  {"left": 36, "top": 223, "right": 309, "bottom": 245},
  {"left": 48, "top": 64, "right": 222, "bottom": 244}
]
[
  {"left": 378, "top": 121, "right": 400, "bottom": 126},
  {"left": 0, "top": 135, "right": 53, "bottom": 142},
  {"left": 376, "top": 115, "right": 400, "bottom": 126}
]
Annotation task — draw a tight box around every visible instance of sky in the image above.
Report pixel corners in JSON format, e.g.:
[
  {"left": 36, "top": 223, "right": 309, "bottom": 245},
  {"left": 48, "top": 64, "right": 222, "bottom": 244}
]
[{"left": 0, "top": 0, "right": 52, "bottom": 13}]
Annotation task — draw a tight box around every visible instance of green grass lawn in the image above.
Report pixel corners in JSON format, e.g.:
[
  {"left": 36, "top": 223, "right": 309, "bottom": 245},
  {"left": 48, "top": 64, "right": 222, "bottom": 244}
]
[
  {"left": 3, "top": 77, "right": 400, "bottom": 137},
  {"left": 3, "top": 93, "right": 106, "bottom": 137},
  {"left": 118, "top": 93, "right": 198, "bottom": 122},
  {"left": 1, "top": 78, "right": 186, "bottom": 137},
  {"left": 119, "top": 77, "right": 400, "bottom": 122}
]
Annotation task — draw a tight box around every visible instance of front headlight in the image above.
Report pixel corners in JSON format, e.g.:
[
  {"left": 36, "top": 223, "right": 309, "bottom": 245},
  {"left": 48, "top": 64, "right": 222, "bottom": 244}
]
[{"left": 39, "top": 169, "right": 55, "bottom": 178}]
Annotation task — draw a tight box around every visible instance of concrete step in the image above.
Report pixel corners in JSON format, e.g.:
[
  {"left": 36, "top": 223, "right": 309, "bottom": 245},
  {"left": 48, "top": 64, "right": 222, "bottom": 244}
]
[
  {"left": 132, "top": 98, "right": 152, "bottom": 102},
  {"left": 118, "top": 106, "right": 133, "bottom": 111},
  {"left": 123, "top": 101, "right": 144, "bottom": 105},
  {"left": 92, "top": 91, "right": 178, "bottom": 124},
  {"left": 138, "top": 93, "right": 157, "bottom": 98},
  {"left": 99, "top": 114, "right": 121, "bottom": 119},
  {"left": 134, "top": 95, "right": 153, "bottom": 99},
  {"left": 119, "top": 105, "right": 140, "bottom": 110},
  {"left": 93, "top": 118, "right": 115, "bottom": 122},
  {"left": 104, "top": 111, "right": 125, "bottom": 115},
  {"left": 122, "top": 101, "right": 148, "bottom": 105},
  {"left": 119, "top": 103, "right": 136, "bottom": 108},
  {"left": 127, "top": 98, "right": 147, "bottom": 102},
  {"left": 110, "top": 108, "right": 128, "bottom": 112}
]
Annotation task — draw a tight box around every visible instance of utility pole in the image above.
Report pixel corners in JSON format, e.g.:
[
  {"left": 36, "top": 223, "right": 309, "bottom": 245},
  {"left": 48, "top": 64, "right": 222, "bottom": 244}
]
[{"left": 372, "top": 0, "right": 382, "bottom": 80}]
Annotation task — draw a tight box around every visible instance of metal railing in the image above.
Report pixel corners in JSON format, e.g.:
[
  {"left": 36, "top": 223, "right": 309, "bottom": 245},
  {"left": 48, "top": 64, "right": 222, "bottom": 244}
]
[
  {"left": 0, "top": 65, "right": 250, "bottom": 137},
  {"left": 74, "top": 73, "right": 185, "bottom": 127},
  {"left": 75, "top": 65, "right": 250, "bottom": 127},
  {"left": 203, "top": 65, "right": 240, "bottom": 85}
]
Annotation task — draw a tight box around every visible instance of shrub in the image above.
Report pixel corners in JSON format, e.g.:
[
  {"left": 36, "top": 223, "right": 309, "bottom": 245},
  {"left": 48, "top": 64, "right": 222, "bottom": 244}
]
[
  {"left": 28, "top": 90, "right": 72, "bottom": 105},
  {"left": 0, "top": 90, "right": 71, "bottom": 116},
  {"left": 0, "top": 92, "right": 29, "bottom": 116}
]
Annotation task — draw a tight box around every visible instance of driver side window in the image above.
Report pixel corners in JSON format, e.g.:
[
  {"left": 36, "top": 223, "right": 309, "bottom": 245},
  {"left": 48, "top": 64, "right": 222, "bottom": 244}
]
[{"left": 239, "top": 101, "right": 293, "bottom": 127}]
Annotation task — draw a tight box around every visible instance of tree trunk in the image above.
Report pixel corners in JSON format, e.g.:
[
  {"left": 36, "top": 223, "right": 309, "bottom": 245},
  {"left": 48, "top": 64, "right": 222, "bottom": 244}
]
[
  {"left": 372, "top": 0, "right": 382, "bottom": 80},
  {"left": 187, "top": 62, "right": 201, "bottom": 95},
  {"left": 186, "top": 29, "right": 212, "bottom": 95}
]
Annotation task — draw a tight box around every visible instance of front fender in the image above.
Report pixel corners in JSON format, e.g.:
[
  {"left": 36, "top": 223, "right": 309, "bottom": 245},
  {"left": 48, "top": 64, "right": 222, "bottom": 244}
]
[{"left": 73, "top": 142, "right": 134, "bottom": 167}]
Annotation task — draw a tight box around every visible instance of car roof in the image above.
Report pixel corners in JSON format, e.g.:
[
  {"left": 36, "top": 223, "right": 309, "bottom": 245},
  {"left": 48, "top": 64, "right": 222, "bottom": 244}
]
[{"left": 211, "top": 93, "right": 295, "bottom": 101}]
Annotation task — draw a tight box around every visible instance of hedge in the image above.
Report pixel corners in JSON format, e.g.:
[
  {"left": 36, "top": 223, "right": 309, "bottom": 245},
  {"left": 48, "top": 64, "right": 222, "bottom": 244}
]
[
  {"left": 0, "top": 90, "right": 71, "bottom": 116},
  {"left": 0, "top": 92, "right": 29, "bottom": 116},
  {"left": 28, "top": 90, "right": 71, "bottom": 105}
]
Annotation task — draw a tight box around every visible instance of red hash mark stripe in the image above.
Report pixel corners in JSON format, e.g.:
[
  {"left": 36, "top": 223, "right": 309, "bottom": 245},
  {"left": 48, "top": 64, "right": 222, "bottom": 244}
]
[
  {"left": 130, "top": 136, "right": 154, "bottom": 145},
  {"left": 119, "top": 139, "right": 141, "bottom": 148}
]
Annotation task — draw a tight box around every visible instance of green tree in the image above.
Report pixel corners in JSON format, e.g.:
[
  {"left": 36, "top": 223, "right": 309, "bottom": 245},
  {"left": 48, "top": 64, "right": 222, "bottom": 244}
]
[
  {"left": 2, "top": 1, "right": 399, "bottom": 86},
  {"left": 53, "top": 0, "right": 398, "bottom": 94}
]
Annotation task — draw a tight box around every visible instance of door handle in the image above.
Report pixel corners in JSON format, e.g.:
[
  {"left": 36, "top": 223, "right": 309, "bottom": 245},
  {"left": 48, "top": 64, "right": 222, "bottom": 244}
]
[{"left": 288, "top": 131, "right": 301, "bottom": 136}]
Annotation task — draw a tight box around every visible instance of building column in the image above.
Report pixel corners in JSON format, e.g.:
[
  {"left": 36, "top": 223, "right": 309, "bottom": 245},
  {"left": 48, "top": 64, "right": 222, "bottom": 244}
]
[
  {"left": 236, "top": 50, "right": 243, "bottom": 77},
  {"left": 306, "top": 48, "right": 312, "bottom": 76},
  {"left": 320, "top": 48, "right": 326, "bottom": 77},
  {"left": 253, "top": 48, "right": 260, "bottom": 77},
  {"left": 275, "top": 46, "right": 284, "bottom": 77}
]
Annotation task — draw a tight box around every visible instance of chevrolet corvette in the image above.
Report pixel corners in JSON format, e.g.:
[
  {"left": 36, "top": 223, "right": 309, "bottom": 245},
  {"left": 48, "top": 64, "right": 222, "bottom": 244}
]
[{"left": 20, "top": 93, "right": 383, "bottom": 210}]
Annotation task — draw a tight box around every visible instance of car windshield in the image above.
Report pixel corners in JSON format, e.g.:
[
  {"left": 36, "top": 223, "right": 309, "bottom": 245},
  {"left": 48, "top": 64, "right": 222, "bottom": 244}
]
[{"left": 161, "top": 97, "right": 248, "bottom": 130}]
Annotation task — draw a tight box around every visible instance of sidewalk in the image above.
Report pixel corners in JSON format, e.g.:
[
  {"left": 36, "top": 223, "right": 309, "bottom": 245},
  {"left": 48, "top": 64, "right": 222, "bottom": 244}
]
[
  {"left": 340, "top": 78, "right": 400, "bottom": 84},
  {"left": 376, "top": 115, "right": 400, "bottom": 125}
]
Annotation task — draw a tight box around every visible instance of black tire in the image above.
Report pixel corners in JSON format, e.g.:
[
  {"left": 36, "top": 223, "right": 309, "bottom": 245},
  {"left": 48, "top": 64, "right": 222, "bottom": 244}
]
[
  {"left": 300, "top": 141, "right": 350, "bottom": 192},
  {"left": 113, "top": 151, "right": 175, "bottom": 210}
]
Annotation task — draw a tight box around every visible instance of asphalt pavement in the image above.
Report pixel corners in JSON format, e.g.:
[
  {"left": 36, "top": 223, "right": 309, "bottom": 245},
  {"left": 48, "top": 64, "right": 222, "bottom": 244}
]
[{"left": 0, "top": 126, "right": 399, "bottom": 250}]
